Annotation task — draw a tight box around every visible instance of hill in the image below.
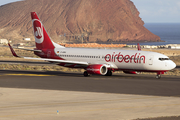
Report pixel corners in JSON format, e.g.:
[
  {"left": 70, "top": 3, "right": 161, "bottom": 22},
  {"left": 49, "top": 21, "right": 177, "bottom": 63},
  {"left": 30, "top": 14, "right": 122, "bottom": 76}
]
[{"left": 0, "top": 0, "right": 161, "bottom": 43}]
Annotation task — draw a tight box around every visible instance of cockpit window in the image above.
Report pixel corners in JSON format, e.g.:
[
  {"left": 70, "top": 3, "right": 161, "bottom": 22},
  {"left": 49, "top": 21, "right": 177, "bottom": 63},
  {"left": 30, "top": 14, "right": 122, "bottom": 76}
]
[{"left": 159, "top": 58, "right": 170, "bottom": 61}]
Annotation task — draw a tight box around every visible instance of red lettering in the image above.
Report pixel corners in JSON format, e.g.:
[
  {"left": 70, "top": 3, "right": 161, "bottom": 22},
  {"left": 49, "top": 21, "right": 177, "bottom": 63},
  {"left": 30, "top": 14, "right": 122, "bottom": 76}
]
[
  {"left": 105, "top": 54, "right": 111, "bottom": 62},
  {"left": 117, "top": 52, "right": 123, "bottom": 62},
  {"left": 105, "top": 52, "right": 146, "bottom": 64},
  {"left": 124, "top": 55, "right": 130, "bottom": 63},
  {"left": 134, "top": 53, "right": 137, "bottom": 63},
  {"left": 114, "top": 54, "right": 118, "bottom": 62},
  {"left": 140, "top": 55, "right": 145, "bottom": 63},
  {"left": 137, "top": 53, "right": 140, "bottom": 63},
  {"left": 130, "top": 55, "right": 134, "bottom": 63}
]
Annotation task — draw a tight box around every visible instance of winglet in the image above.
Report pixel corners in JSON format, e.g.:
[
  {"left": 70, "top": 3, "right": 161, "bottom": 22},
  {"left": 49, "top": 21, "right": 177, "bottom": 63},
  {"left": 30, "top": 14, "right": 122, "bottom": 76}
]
[
  {"left": 137, "top": 43, "right": 141, "bottom": 51},
  {"left": 8, "top": 43, "right": 19, "bottom": 57}
]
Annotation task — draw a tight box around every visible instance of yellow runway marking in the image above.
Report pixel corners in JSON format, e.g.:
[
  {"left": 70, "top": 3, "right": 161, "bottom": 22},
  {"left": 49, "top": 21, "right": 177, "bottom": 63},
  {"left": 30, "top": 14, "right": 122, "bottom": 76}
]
[{"left": 4, "top": 74, "right": 54, "bottom": 77}]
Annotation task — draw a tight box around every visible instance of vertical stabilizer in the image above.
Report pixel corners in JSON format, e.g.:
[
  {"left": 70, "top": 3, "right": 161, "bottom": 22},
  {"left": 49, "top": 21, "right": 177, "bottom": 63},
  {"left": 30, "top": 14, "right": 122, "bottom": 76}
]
[{"left": 31, "top": 12, "right": 64, "bottom": 50}]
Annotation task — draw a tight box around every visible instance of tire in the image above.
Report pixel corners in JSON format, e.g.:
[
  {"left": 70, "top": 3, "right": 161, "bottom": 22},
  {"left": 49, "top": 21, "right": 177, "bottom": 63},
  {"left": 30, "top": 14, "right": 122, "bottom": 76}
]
[
  {"left": 83, "top": 71, "right": 89, "bottom": 77},
  {"left": 156, "top": 74, "right": 161, "bottom": 79},
  {"left": 105, "top": 70, "right": 112, "bottom": 76}
]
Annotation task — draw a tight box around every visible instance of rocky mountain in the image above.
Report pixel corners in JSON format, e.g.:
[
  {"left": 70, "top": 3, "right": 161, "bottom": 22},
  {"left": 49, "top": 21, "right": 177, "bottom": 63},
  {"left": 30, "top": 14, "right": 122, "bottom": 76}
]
[{"left": 0, "top": 0, "right": 161, "bottom": 43}]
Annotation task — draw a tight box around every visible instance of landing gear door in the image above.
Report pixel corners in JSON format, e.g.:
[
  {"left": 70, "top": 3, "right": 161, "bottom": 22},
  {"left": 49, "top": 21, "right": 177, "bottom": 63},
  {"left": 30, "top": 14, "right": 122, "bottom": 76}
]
[{"left": 149, "top": 56, "right": 153, "bottom": 65}]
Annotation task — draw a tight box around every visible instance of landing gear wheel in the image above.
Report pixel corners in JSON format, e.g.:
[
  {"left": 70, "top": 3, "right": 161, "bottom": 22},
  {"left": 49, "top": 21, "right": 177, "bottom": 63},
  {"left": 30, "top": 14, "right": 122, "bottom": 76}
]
[
  {"left": 105, "top": 70, "right": 112, "bottom": 76},
  {"left": 156, "top": 74, "right": 161, "bottom": 79},
  {"left": 83, "top": 71, "right": 89, "bottom": 77}
]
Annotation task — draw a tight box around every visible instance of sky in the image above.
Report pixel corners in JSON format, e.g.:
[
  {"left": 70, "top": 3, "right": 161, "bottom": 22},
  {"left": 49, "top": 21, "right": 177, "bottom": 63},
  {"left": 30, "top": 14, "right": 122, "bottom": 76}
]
[
  {"left": 0, "top": 0, "right": 180, "bottom": 23},
  {"left": 131, "top": 0, "right": 180, "bottom": 23},
  {"left": 0, "top": 0, "right": 22, "bottom": 6}
]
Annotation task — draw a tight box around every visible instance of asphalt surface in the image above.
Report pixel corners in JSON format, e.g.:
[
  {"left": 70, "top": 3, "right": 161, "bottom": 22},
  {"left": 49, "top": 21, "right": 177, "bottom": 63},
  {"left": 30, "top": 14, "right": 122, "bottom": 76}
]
[
  {"left": 0, "top": 70, "right": 180, "bottom": 97},
  {"left": 0, "top": 70, "right": 180, "bottom": 120}
]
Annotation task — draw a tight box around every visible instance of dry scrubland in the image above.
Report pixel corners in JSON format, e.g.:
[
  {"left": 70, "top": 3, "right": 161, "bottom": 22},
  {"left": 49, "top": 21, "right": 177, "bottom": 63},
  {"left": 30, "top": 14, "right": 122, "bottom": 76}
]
[{"left": 0, "top": 47, "right": 180, "bottom": 76}]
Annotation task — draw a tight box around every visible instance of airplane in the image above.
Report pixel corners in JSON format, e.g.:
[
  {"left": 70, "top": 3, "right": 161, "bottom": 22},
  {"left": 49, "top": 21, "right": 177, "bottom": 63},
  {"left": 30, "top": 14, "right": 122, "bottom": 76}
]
[{"left": 8, "top": 12, "right": 176, "bottom": 79}]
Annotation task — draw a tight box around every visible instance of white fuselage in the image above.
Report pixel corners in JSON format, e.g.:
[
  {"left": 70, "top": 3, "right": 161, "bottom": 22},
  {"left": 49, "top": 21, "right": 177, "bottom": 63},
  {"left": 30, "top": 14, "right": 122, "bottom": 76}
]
[{"left": 54, "top": 47, "right": 176, "bottom": 72}]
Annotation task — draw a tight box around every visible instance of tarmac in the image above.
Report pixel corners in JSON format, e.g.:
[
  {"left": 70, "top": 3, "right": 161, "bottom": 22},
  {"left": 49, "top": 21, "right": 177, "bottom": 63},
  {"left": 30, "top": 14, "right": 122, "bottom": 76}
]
[{"left": 0, "top": 70, "right": 180, "bottom": 120}]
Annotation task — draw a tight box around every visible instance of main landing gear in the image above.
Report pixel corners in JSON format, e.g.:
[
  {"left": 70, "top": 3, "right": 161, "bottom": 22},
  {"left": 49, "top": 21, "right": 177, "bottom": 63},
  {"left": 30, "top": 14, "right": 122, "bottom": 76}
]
[
  {"left": 105, "top": 70, "right": 112, "bottom": 76},
  {"left": 83, "top": 71, "right": 89, "bottom": 77}
]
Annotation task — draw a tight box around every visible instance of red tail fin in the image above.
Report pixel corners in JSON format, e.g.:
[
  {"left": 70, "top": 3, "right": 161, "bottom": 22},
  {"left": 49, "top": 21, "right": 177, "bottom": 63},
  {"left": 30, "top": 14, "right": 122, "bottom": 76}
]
[{"left": 31, "top": 12, "right": 64, "bottom": 50}]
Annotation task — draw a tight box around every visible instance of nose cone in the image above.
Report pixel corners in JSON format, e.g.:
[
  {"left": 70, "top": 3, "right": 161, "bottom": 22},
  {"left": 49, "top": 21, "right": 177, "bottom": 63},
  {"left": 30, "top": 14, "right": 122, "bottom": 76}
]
[{"left": 168, "top": 60, "right": 176, "bottom": 70}]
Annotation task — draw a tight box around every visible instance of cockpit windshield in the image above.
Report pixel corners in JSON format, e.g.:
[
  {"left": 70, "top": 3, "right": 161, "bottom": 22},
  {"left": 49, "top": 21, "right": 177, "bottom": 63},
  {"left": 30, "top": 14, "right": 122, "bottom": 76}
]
[{"left": 159, "top": 58, "right": 170, "bottom": 61}]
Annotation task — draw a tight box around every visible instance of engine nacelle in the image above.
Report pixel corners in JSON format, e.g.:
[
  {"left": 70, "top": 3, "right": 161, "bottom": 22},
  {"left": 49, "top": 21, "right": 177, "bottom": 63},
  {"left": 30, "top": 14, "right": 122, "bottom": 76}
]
[
  {"left": 86, "top": 64, "right": 108, "bottom": 75},
  {"left": 123, "top": 71, "right": 140, "bottom": 74}
]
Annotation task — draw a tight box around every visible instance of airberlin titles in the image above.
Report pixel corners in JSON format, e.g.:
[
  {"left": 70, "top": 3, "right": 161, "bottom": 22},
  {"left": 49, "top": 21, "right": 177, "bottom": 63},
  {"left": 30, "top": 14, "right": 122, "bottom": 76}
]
[{"left": 105, "top": 52, "right": 145, "bottom": 63}]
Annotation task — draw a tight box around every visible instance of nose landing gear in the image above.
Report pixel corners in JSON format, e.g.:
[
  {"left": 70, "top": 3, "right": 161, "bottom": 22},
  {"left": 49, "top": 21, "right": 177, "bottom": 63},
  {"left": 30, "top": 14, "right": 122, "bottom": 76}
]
[
  {"left": 156, "top": 74, "right": 161, "bottom": 79},
  {"left": 156, "top": 71, "right": 165, "bottom": 79}
]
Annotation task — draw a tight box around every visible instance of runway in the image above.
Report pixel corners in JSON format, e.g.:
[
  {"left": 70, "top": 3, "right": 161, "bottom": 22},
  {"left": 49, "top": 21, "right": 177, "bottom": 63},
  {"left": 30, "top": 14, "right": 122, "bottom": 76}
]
[
  {"left": 0, "top": 70, "right": 180, "bottom": 120},
  {"left": 0, "top": 70, "right": 180, "bottom": 96}
]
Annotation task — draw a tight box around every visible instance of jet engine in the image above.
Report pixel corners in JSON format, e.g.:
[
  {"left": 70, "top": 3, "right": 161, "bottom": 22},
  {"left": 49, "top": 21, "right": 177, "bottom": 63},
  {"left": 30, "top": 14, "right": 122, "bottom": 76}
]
[{"left": 86, "top": 64, "right": 108, "bottom": 75}]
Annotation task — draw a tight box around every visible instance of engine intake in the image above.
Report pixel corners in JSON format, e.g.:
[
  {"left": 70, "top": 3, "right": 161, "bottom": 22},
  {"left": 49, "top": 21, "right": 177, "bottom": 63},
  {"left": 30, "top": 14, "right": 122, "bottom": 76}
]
[{"left": 86, "top": 64, "right": 108, "bottom": 75}]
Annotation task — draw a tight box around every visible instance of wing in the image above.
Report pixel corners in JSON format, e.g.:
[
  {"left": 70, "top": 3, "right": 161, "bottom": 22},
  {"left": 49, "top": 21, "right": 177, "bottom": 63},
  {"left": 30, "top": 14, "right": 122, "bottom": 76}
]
[
  {"left": 24, "top": 57, "right": 89, "bottom": 65},
  {"left": 8, "top": 43, "right": 89, "bottom": 65}
]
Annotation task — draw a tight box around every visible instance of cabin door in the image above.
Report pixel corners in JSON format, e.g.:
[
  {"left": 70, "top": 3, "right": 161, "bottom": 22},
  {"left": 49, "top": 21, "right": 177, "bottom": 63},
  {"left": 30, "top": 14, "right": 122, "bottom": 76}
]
[{"left": 149, "top": 56, "right": 153, "bottom": 65}]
